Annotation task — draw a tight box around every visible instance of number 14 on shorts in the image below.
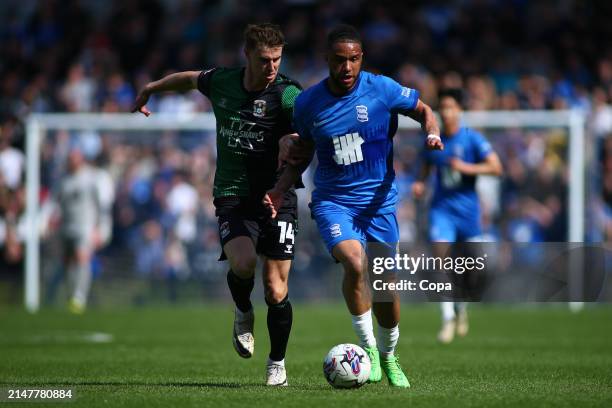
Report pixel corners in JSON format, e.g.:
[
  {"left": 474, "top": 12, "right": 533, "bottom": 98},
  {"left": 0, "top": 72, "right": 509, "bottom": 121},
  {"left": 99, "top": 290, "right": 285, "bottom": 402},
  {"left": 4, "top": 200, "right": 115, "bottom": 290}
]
[{"left": 278, "top": 221, "right": 295, "bottom": 244}]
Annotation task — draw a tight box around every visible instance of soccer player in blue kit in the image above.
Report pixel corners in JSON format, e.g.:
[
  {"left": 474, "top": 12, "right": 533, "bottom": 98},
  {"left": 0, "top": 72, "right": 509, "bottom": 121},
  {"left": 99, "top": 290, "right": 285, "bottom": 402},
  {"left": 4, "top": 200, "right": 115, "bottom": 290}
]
[
  {"left": 264, "top": 25, "right": 443, "bottom": 387},
  {"left": 412, "top": 88, "right": 502, "bottom": 344}
]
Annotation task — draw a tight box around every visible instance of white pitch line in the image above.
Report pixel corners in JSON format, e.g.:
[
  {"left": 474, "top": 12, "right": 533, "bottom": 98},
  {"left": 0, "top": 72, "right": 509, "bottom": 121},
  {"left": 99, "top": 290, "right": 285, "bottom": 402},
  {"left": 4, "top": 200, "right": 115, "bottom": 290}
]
[{"left": 23, "top": 332, "right": 115, "bottom": 344}]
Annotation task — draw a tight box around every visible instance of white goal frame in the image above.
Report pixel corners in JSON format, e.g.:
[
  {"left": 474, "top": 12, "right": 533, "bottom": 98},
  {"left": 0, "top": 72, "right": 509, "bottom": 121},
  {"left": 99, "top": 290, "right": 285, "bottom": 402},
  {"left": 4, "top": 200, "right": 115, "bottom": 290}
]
[{"left": 23, "top": 110, "right": 586, "bottom": 312}]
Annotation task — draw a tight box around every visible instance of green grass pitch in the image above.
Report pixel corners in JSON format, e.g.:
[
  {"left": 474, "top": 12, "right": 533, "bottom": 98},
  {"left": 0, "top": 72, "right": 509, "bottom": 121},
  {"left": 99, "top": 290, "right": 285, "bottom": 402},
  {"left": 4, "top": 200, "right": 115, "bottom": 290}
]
[{"left": 0, "top": 304, "right": 611, "bottom": 407}]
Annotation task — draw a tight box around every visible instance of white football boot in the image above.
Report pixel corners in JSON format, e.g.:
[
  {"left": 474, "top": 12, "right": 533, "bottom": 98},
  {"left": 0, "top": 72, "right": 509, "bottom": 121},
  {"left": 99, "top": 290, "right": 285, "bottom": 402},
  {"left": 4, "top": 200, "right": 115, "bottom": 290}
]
[
  {"left": 232, "top": 308, "right": 254, "bottom": 358},
  {"left": 266, "top": 361, "right": 288, "bottom": 386}
]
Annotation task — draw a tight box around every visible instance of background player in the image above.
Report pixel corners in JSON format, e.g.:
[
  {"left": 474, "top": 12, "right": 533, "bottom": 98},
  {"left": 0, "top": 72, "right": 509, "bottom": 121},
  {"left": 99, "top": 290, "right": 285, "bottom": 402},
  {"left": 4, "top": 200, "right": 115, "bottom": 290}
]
[
  {"left": 412, "top": 88, "right": 503, "bottom": 343},
  {"left": 131, "top": 24, "right": 302, "bottom": 386},
  {"left": 264, "top": 25, "right": 443, "bottom": 388},
  {"left": 53, "top": 147, "right": 104, "bottom": 314}
]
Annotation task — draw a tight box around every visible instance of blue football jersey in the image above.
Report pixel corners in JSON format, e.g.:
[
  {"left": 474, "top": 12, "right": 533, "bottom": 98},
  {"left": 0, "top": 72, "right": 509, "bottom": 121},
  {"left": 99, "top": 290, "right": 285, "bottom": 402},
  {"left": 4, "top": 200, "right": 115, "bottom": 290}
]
[
  {"left": 422, "top": 127, "right": 493, "bottom": 215},
  {"left": 293, "top": 71, "right": 420, "bottom": 215}
]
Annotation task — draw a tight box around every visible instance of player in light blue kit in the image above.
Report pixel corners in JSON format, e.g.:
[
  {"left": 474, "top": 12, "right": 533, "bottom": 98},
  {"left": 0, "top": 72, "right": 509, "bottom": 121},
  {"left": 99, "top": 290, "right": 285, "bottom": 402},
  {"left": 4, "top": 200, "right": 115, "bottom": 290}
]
[
  {"left": 412, "top": 89, "right": 502, "bottom": 343},
  {"left": 264, "top": 25, "right": 443, "bottom": 387}
]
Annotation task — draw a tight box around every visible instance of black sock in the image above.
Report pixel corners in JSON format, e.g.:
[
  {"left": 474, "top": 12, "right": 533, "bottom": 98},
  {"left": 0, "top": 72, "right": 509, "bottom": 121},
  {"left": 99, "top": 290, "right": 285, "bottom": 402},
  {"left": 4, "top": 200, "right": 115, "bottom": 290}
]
[
  {"left": 226, "top": 270, "right": 254, "bottom": 313},
  {"left": 267, "top": 295, "right": 293, "bottom": 361}
]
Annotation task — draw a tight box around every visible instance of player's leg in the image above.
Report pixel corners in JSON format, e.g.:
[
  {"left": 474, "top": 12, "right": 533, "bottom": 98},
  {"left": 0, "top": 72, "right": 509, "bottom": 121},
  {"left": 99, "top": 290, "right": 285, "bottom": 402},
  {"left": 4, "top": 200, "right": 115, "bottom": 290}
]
[
  {"left": 261, "top": 258, "right": 291, "bottom": 386},
  {"left": 311, "top": 202, "right": 381, "bottom": 381},
  {"left": 364, "top": 213, "right": 409, "bottom": 388},
  {"left": 429, "top": 209, "right": 458, "bottom": 344},
  {"left": 436, "top": 243, "right": 456, "bottom": 344},
  {"left": 332, "top": 240, "right": 371, "bottom": 315},
  {"left": 258, "top": 212, "right": 296, "bottom": 386},
  {"left": 453, "top": 231, "right": 485, "bottom": 338},
  {"left": 219, "top": 216, "right": 259, "bottom": 358},
  {"left": 224, "top": 236, "right": 258, "bottom": 306},
  {"left": 67, "top": 235, "right": 94, "bottom": 314},
  {"left": 331, "top": 239, "right": 382, "bottom": 383}
]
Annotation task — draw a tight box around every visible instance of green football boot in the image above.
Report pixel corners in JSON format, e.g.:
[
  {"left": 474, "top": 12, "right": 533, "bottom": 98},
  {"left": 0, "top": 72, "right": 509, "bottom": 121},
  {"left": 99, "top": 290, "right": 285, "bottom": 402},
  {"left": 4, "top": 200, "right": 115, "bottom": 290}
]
[
  {"left": 381, "top": 354, "right": 410, "bottom": 388},
  {"left": 364, "top": 346, "right": 382, "bottom": 383}
]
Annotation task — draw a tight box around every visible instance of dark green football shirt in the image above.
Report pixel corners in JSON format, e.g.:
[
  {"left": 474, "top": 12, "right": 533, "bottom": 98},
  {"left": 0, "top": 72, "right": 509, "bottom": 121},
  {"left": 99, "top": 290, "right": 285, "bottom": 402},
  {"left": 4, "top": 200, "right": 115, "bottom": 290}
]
[{"left": 197, "top": 67, "right": 302, "bottom": 200}]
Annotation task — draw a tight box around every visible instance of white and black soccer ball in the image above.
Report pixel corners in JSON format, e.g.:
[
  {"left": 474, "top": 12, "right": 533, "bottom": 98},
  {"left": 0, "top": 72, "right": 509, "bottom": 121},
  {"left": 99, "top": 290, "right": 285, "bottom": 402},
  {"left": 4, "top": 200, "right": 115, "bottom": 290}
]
[{"left": 322, "top": 343, "right": 371, "bottom": 389}]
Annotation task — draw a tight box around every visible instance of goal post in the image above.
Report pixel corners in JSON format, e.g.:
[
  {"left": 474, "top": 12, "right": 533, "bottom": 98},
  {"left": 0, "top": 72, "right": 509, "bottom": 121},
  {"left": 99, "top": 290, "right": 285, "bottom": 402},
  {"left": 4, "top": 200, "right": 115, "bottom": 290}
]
[
  {"left": 23, "top": 113, "right": 218, "bottom": 312},
  {"left": 23, "top": 110, "right": 587, "bottom": 312}
]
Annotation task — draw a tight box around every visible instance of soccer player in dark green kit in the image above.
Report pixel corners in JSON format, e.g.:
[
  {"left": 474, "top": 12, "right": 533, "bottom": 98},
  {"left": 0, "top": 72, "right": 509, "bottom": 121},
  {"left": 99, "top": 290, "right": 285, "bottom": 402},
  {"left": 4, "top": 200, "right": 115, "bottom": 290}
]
[{"left": 131, "top": 24, "right": 301, "bottom": 386}]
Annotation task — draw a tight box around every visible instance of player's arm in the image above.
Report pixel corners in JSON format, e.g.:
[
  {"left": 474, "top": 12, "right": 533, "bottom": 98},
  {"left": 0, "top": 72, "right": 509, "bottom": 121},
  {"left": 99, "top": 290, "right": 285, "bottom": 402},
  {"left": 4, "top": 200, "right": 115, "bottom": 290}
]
[
  {"left": 278, "top": 133, "right": 314, "bottom": 168},
  {"left": 406, "top": 100, "right": 443, "bottom": 151},
  {"left": 131, "top": 71, "right": 201, "bottom": 116},
  {"left": 450, "top": 151, "right": 503, "bottom": 176},
  {"left": 263, "top": 138, "right": 315, "bottom": 218}
]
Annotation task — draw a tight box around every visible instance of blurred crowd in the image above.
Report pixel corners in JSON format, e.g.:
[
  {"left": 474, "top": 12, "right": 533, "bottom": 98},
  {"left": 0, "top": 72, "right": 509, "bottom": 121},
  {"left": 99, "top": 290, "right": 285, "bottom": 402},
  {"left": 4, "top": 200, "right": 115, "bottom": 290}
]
[{"left": 1, "top": 0, "right": 611, "bottom": 301}]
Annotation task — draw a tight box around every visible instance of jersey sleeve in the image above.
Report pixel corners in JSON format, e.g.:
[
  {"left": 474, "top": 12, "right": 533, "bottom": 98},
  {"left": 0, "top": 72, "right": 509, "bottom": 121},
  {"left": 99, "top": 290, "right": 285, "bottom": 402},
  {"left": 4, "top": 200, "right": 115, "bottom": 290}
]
[
  {"left": 380, "top": 75, "right": 420, "bottom": 114},
  {"left": 471, "top": 131, "right": 493, "bottom": 162},
  {"left": 292, "top": 93, "right": 312, "bottom": 140},
  {"left": 281, "top": 85, "right": 301, "bottom": 125},
  {"left": 197, "top": 68, "right": 218, "bottom": 97}
]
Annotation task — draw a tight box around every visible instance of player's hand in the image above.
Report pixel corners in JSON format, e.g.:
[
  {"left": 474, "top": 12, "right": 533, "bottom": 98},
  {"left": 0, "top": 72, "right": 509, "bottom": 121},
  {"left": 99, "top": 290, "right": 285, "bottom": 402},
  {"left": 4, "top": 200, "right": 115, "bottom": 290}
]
[
  {"left": 412, "top": 181, "right": 426, "bottom": 199},
  {"left": 426, "top": 134, "right": 444, "bottom": 151},
  {"left": 131, "top": 88, "right": 152, "bottom": 116},
  {"left": 262, "top": 188, "right": 284, "bottom": 219}
]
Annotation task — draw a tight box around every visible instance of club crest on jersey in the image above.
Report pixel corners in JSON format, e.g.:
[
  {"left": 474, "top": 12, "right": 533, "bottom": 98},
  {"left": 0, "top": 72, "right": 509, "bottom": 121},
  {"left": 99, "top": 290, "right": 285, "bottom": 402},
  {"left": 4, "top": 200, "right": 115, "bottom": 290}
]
[
  {"left": 356, "top": 105, "right": 368, "bottom": 122},
  {"left": 253, "top": 99, "right": 266, "bottom": 118},
  {"left": 330, "top": 223, "right": 342, "bottom": 238}
]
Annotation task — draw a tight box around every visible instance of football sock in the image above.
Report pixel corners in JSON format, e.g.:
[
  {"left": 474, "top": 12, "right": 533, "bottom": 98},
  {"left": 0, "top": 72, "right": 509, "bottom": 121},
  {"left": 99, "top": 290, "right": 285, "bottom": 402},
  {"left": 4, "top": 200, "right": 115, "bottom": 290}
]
[
  {"left": 377, "top": 324, "right": 399, "bottom": 358},
  {"left": 267, "top": 357, "right": 285, "bottom": 367},
  {"left": 267, "top": 295, "right": 293, "bottom": 361},
  {"left": 351, "top": 309, "right": 377, "bottom": 348},
  {"left": 441, "top": 301, "right": 456, "bottom": 322},
  {"left": 227, "top": 269, "right": 254, "bottom": 313}
]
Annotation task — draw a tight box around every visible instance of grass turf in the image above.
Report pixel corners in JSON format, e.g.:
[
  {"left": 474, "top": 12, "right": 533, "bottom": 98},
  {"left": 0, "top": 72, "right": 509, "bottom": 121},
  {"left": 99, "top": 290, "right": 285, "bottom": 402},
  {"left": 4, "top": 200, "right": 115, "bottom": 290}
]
[{"left": 0, "top": 304, "right": 611, "bottom": 407}]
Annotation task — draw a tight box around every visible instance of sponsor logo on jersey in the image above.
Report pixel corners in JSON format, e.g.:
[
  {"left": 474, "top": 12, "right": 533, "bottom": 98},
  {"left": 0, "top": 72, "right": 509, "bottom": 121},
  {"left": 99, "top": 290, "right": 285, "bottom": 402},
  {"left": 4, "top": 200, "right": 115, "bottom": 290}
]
[
  {"left": 330, "top": 223, "right": 342, "bottom": 238},
  {"left": 356, "top": 105, "right": 368, "bottom": 122},
  {"left": 220, "top": 118, "right": 264, "bottom": 150},
  {"left": 284, "top": 244, "right": 293, "bottom": 254},
  {"left": 253, "top": 99, "right": 266, "bottom": 118},
  {"left": 332, "top": 132, "right": 365, "bottom": 166},
  {"left": 401, "top": 87, "right": 412, "bottom": 98}
]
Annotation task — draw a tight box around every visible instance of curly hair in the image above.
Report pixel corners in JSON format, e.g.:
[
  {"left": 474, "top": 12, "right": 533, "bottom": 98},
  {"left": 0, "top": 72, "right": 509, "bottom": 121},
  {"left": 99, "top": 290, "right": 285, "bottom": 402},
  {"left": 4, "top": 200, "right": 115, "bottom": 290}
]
[{"left": 327, "top": 24, "right": 362, "bottom": 49}]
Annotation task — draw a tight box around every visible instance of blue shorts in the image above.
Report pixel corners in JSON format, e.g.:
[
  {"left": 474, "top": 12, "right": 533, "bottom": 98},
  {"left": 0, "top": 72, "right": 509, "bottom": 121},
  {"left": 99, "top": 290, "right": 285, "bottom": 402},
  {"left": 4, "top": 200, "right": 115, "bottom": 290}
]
[
  {"left": 429, "top": 208, "right": 482, "bottom": 242},
  {"left": 310, "top": 201, "right": 399, "bottom": 254}
]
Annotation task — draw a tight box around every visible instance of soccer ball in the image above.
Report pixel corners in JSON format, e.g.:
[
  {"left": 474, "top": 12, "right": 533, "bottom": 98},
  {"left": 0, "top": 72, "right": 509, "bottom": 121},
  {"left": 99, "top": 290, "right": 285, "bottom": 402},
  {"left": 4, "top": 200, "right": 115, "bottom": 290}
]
[{"left": 322, "top": 343, "right": 371, "bottom": 389}]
